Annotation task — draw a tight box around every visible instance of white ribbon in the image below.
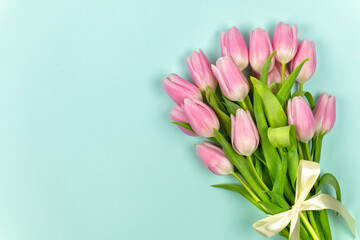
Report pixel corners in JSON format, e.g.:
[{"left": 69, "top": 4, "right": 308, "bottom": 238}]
[{"left": 252, "top": 160, "right": 356, "bottom": 239}]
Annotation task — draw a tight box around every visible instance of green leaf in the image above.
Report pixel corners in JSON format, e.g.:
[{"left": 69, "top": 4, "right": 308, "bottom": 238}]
[
  {"left": 287, "top": 145, "right": 299, "bottom": 188},
  {"left": 251, "top": 77, "right": 288, "bottom": 127},
  {"left": 212, "top": 184, "right": 262, "bottom": 211},
  {"left": 268, "top": 82, "right": 280, "bottom": 94},
  {"left": 259, "top": 51, "right": 276, "bottom": 85},
  {"left": 292, "top": 91, "right": 315, "bottom": 109},
  {"left": 268, "top": 191, "right": 291, "bottom": 210},
  {"left": 304, "top": 92, "right": 315, "bottom": 109},
  {"left": 279, "top": 229, "right": 290, "bottom": 239},
  {"left": 212, "top": 105, "right": 231, "bottom": 137},
  {"left": 214, "top": 93, "right": 228, "bottom": 114},
  {"left": 261, "top": 166, "right": 273, "bottom": 190},
  {"left": 292, "top": 90, "right": 304, "bottom": 97},
  {"left": 259, "top": 201, "right": 284, "bottom": 214},
  {"left": 253, "top": 91, "right": 281, "bottom": 180},
  {"left": 205, "top": 89, "right": 232, "bottom": 137},
  {"left": 171, "top": 122, "right": 194, "bottom": 133},
  {"left": 214, "top": 129, "right": 270, "bottom": 202},
  {"left": 268, "top": 125, "right": 296, "bottom": 148},
  {"left": 283, "top": 179, "right": 295, "bottom": 204},
  {"left": 272, "top": 151, "right": 287, "bottom": 199},
  {"left": 205, "top": 87, "right": 227, "bottom": 113},
  {"left": 316, "top": 173, "right": 342, "bottom": 202},
  {"left": 207, "top": 137, "right": 219, "bottom": 144},
  {"left": 222, "top": 96, "right": 240, "bottom": 116},
  {"left": 276, "top": 58, "right": 309, "bottom": 106}
]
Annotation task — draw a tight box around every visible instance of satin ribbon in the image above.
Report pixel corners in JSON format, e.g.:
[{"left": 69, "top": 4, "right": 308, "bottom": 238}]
[{"left": 252, "top": 160, "right": 356, "bottom": 240}]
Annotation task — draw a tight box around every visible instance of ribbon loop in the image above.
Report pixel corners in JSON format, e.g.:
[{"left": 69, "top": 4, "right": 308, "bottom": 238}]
[
  {"left": 295, "top": 160, "right": 320, "bottom": 206},
  {"left": 253, "top": 160, "right": 356, "bottom": 240}
]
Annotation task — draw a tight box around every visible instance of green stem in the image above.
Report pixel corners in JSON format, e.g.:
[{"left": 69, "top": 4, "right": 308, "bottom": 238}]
[
  {"left": 238, "top": 100, "right": 248, "bottom": 111},
  {"left": 232, "top": 171, "right": 271, "bottom": 215},
  {"left": 232, "top": 172, "right": 260, "bottom": 202},
  {"left": 314, "top": 134, "right": 323, "bottom": 163},
  {"left": 297, "top": 142, "right": 304, "bottom": 159},
  {"left": 314, "top": 211, "right": 326, "bottom": 240},
  {"left": 278, "top": 147, "right": 285, "bottom": 156},
  {"left": 238, "top": 99, "right": 255, "bottom": 121},
  {"left": 245, "top": 95, "right": 254, "bottom": 115},
  {"left": 281, "top": 63, "right": 286, "bottom": 84},
  {"left": 313, "top": 135, "right": 332, "bottom": 239},
  {"left": 319, "top": 210, "right": 332, "bottom": 239},
  {"left": 307, "top": 211, "right": 321, "bottom": 238},
  {"left": 300, "top": 212, "right": 320, "bottom": 240},
  {"left": 304, "top": 142, "right": 312, "bottom": 161},
  {"left": 300, "top": 222, "right": 313, "bottom": 240},
  {"left": 299, "top": 83, "right": 304, "bottom": 91}
]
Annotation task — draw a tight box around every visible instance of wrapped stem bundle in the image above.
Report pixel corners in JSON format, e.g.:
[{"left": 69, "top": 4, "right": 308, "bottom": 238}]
[{"left": 162, "top": 22, "right": 355, "bottom": 239}]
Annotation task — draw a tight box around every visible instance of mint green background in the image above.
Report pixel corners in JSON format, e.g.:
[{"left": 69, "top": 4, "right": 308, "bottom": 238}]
[{"left": 0, "top": 0, "right": 358, "bottom": 239}]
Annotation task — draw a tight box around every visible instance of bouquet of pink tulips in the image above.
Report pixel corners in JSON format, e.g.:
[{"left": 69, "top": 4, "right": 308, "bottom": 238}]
[{"left": 162, "top": 22, "right": 356, "bottom": 240}]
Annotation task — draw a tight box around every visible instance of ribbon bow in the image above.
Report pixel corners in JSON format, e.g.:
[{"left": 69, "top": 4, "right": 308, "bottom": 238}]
[{"left": 253, "top": 160, "right": 356, "bottom": 240}]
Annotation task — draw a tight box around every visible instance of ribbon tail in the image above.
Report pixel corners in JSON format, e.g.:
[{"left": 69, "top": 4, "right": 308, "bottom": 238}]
[
  {"left": 252, "top": 210, "right": 292, "bottom": 237},
  {"left": 303, "top": 194, "right": 357, "bottom": 238},
  {"left": 289, "top": 212, "right": 300, "bottom": 240}
]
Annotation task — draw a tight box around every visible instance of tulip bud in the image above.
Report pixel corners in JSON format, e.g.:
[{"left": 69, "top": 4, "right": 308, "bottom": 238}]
[
  {"left": 211, "top": 57, "right": 249, "bottom": 102},
  {"left": 220, "top": 26, "right": 249, "bottom": 71},
  {"left": 196, "top": 141, "right": 234, "bottom": 175},
  {"left": 272, "top": 22, "right": 298, "bottom": 64},
  {"left": 290, "top": 40, "right": 316, "bottom": 83},
  {"left": 313, "top": 93, "right": 336, "bottom": 136},
  {"left": 170, "top": 104, "right": 197, "bottom": 136},
  {"left": 186, "top": 49, "right": 217, "bottom": 91},
  {"left": 184, "top": 98, "right": 219, "bottom": 138},
  {"left": 268, "top": 61, "right": 289, "bottom": 87},
  {"left": 231, "top": 109, "right": 259, "bottom": 156},
  {"left": 162, "top": 74, "right": 202, "bottom": 104},
  {"left": 249, "top": 28, "right": 275, "bottom": 74},
  {"left": 287, "top": 97, "right": 315, "bottom": 142}
]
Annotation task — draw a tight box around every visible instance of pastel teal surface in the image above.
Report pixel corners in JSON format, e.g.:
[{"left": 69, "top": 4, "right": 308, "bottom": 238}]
[{"left": 0, "top": 0, "right": 359, "bottom": 239}]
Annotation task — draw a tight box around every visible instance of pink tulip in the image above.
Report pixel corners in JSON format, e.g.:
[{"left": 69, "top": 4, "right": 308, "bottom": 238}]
[
  {"left": 249, "top": 28, "right": 275, "bottom": 74},
  {"left": 220, "top": 26, "right": 249, "bottom": 71},
  {"left": 231, "top": 109, "right": 259, "bottom": 156},
  {"left": 162, "top": 74, "right": 202, "bottom": 104},
  {"left": 211, "top": 57, "right": 249, "bottom": 101},
  {"left": 196, "top": 141, "right": 234, "bottom": 175},
  {"left": 170, "top": 104, "right": 197, "bottom": 136},
  {"left": 268, "top": 61, "right": 289, "bottom": 87},
  {"left": 184, "top": 98, "right": 219, "bottom": 138},
  {"left": 290, "top": 40, "right": 317, "bottom": 83},
  {"left": 287, "top": 97, "right": 315, "bottom": 142},
  {"left": 186, "top": 49, "right": 217, "bottom": 91},
  {"left": 313, "top": 93, "right": 336, "bottom": 136},
  {"left": 272, "top": 22, "right": 298, "bottom": 64}
]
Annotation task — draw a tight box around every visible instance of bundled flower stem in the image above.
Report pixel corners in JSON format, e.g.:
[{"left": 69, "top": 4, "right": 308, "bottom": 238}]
[{"left": 162, "top": 22, "right": 354, "bottom": 239}]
